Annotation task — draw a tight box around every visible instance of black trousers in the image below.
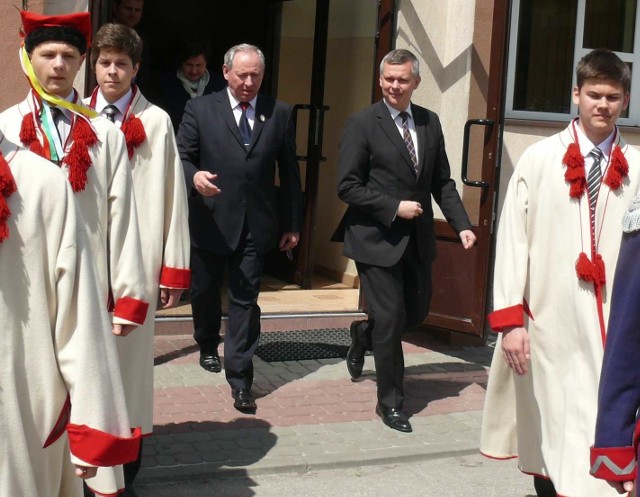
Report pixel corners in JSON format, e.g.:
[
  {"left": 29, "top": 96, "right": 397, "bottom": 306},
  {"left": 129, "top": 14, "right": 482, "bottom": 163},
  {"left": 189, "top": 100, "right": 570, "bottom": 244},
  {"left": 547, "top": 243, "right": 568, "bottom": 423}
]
[
  {"left": 190, "top": 233, "right": 265, "bottom": 391},
  {"left": 355, "top": 236, "right": 431, "bottom": 409}
]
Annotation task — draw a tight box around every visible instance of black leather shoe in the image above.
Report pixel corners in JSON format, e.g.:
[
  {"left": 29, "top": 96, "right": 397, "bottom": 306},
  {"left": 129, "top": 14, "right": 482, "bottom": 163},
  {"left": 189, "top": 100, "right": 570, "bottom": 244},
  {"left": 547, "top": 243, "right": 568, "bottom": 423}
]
[
  {"left": 375, "top": 403, "right": 412, "bottom": 433},
  {"left": 346, "top": 321, "right": 366, "bottom": 380},
  {"left": 199, "top": 350, "right": 221, "bottom": 373},
  {"left": 232, "top": 389, "right": 257, "bottom": 412}
]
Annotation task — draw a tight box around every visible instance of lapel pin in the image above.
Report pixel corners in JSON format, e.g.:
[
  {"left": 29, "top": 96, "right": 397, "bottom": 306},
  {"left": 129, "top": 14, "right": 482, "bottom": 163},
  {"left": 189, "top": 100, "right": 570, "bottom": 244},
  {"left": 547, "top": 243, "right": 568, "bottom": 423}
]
[{"left": 259, "top": 114, "right": 266, "bottom": 122}]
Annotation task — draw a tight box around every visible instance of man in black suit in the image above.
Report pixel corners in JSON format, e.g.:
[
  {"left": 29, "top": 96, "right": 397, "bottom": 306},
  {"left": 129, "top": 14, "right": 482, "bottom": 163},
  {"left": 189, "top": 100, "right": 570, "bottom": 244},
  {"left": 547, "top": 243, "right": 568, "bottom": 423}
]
[
  {"left": 335, "top": 49, "right": 476, "bottom": 432},
  {"left": 178, "top": 43, "right": 302, "bottom": 412}
]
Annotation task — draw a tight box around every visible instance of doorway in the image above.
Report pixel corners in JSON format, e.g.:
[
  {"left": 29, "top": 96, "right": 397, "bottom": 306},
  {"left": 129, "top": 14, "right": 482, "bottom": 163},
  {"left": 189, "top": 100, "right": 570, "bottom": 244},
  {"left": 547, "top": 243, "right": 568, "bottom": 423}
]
[{"left": 111, "top": 0, "right": 385, "bottom": 315}]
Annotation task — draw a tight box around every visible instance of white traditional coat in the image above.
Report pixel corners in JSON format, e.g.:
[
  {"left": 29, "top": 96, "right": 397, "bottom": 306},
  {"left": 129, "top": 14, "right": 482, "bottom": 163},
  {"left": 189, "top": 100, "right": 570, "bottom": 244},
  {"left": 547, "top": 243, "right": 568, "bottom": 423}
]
[
  {"left": 480, "top": 123, "right": 640, "bottom": 496},
  {"left": 86, "top": 87, "right": 191, "bottom": 434},
  {"left": 82, "top": 88, "right": 191, "bottom": 493},
  {"left": 0, "top": 91, "right": 149, "bottom": 326},
  {"left": 0, "top": 136, "right": 140, "bottom": 497}
]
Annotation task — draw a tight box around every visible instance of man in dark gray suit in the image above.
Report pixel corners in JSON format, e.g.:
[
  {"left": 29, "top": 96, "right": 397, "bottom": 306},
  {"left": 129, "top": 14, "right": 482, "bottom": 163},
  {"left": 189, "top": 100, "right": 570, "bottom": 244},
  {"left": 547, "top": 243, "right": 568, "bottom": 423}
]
[
  {"left": 335, "top": 49, "right": 476, "bottom": 432},
  {"left": 178, "top": 43, "right": 302, "bottom": 412}
]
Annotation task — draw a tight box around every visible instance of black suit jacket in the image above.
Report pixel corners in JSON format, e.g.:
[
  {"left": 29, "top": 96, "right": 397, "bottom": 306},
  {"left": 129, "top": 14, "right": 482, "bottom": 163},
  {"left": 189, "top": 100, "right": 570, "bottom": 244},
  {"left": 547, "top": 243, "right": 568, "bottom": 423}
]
[
  {"left": 334, "top": 100, "right": 471, "bottom": 267},
  {"left": 178, "top": 89, "right": 303, "bottom": 255}
]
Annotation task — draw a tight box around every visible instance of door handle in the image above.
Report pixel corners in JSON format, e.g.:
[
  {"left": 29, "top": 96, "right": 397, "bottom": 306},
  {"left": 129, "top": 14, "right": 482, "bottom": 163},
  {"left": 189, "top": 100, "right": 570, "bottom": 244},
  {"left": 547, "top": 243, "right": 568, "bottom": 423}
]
[
  {"left": 291, "top": 104, "right": 329, "bottom": 162},
  {"left": 461, "top": 119, "right": 493, "bottom": 188}
]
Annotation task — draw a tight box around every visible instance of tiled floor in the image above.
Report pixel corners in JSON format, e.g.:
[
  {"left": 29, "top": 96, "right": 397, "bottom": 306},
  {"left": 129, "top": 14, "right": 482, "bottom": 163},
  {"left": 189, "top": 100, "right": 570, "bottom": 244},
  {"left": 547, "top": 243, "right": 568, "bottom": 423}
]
[{"left": 157, "top": 273, "right": 360, "bottom": 317}]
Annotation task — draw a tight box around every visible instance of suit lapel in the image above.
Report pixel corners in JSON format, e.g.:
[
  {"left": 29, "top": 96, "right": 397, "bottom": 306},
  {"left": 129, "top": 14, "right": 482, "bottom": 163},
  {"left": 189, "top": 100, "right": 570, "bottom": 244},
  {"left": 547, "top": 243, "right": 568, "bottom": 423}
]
[
  {"left": 413, "top": 103, "right": 427, "bottom": 179},
  {"left": 216, "top": 92, "right": 246, "bottom": 150},
  {"left": 247, "top": 96, "right": 266, "bottom": 153},
  {"left": 375, "top": 100, "right": 416, "bottom": 176}
]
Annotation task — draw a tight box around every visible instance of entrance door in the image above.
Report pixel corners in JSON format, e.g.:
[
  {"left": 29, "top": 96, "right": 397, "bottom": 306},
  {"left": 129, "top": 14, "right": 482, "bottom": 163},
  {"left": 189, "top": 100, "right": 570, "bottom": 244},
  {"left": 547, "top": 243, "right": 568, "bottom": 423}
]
[{"left": 423, "top": 0, "right": 510, "bottom": 337}]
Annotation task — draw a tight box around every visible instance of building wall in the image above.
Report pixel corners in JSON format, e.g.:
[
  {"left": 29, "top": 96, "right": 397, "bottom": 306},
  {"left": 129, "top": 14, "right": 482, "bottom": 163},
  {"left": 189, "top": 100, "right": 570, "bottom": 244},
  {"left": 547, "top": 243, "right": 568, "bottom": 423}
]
[{"left": 395, "top": 0, "right": 477, "bottom": 221}]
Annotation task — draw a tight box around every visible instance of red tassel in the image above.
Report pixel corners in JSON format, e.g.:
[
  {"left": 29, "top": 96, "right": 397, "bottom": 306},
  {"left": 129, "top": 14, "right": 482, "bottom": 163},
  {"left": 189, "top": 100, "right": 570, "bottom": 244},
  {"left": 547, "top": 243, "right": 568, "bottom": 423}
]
[
  {"left": 18, "top": 112, "right": 45, "bottom": 157},
  {"left": 121, "top": 115, "right": 146, "bottom": 159},
  {"left": 575, "top": 252, "right": 607, "bottom": 288},
  {"left": 0, "top": 153, "right": 15, "bottom": 243},
  {"left": 19, "top": 112, "right": 37, "bottom": 147},
  {"left": 0, "top": 152, "right": 17, "bottom": 196},
  {"left": 63, "top": 117, "right": 98, "bottom": 192},
  {"left": 576, "top": 252, "right": 596, "bottom": 282},
  {"left": 594, "top": 253, "right": 606, "bottom": 287},
  {"left": 604, "top": 145, "right": 629, "bottom": 191},
  {"left": 73, "top": 118, "right": 98, "bottom": 147},
  {"left": 563, "top": 142, "right": 586, "bottom": 199}
]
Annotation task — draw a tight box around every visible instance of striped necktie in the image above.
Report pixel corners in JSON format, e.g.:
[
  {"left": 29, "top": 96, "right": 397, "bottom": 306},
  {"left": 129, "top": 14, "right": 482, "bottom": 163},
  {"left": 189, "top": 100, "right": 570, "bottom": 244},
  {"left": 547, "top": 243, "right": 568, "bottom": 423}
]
[
  {"left": 587, "top": 147, "right": 603, "bottom": 227},
  {"left": 399, "top": 111, "right": 418, "bottom": 174}
]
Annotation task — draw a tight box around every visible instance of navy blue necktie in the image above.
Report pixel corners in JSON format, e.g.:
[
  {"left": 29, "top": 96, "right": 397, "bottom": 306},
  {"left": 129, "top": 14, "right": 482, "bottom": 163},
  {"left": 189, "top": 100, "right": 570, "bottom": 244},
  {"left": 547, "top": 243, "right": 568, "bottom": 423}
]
[{"left": 239, "top": 102, "right": 252, "bottom": 147}]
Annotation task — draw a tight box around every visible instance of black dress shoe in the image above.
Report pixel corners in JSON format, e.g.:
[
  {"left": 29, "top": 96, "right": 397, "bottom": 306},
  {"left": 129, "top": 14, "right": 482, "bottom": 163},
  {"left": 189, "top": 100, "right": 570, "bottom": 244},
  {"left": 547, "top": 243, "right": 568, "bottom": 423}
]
[
  {"left": 375, "top": 403, "right": 412, "bottom": 433},
  {"left": 199, "top": 350, "right": 221, "bottom": 373},
  {"left": 232, "top": 389, "right": 257, "bottom": 412},
  {"left": 346, "top": 321, "right": 366, "bottom": 380},
  {"left": 533, "top": 476, "right": 557, "bottom": 497}
]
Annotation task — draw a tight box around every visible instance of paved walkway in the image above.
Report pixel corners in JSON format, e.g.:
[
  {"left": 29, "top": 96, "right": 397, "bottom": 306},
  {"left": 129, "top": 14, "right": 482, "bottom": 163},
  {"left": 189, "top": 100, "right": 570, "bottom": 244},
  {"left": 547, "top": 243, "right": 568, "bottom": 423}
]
[{"left": 140, "top": 329, "right": 495, "bottom": 482}]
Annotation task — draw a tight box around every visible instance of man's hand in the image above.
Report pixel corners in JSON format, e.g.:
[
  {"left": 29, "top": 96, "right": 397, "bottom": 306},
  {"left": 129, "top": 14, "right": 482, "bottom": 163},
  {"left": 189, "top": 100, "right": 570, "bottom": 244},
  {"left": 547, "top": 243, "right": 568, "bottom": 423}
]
[
  {"left": 193, "top": 171, "right": 221, "bottom": 197},
  {"left": 397, "top": 201, "right": 423, "bottom": 219},
  {"left": 501, "top": 326, "right": 530, "bottom": 375},
  {"left": 459, "top": 229, "right": 476, "bottom": 249},
  {"left": 112, "top": 324, "right": 137, "bottom": 337},
  {"left": 279, "top": 232, "right": 300, "bottom": 251},
  {"left": 74, "top": 465, "right": 97, "bottom": 479},
  {"left": 606, "top": 480, "right": 634, "bottom": 494},
  {"left": 160, "top": 288, "right": 183, "bottom": 308}
]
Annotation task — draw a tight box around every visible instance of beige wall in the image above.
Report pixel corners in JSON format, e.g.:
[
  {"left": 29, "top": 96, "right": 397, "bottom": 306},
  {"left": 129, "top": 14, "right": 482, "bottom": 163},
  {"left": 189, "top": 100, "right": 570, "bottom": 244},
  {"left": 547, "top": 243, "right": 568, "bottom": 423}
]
[
  {"left": 396, "top": 0, "right": 477, "bottom": 221},
  {"left": 278, "top": 0, "right": 377, "bottom": 282},
  {"left": 0, "top": 1, "right": 88, "bottom": 112}
]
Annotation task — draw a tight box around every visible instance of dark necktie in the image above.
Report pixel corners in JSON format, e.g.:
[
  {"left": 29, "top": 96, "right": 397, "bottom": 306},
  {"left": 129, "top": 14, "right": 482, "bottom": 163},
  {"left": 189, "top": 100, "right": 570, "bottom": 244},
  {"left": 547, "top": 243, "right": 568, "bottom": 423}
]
[
  {"left": 103, "top": 104, "right": 119, "bottom": 123},
  {"left": 239, "top": 102, "right": 252, "bottom": 147},
  {"left": 399, "top": 111, "right": 418, "bottom": 174},
  {"left": 49, "top": 107, "right": 63, "bottom": 142},
  {"left": 587, "top": 147, "right": 603, "bottom": 228}
]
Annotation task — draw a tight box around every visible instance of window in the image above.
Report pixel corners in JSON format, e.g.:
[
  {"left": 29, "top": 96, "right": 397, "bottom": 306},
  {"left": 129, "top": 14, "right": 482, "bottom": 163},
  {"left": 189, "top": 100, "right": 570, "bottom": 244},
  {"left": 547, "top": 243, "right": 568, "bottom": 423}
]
[{"left": 506, "top": 0, "right": 640, "bottom": 124}]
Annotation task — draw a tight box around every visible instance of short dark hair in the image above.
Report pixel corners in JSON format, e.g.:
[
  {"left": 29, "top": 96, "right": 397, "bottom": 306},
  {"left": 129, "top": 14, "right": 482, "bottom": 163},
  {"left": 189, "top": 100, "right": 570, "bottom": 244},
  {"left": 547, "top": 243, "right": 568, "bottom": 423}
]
[
  {"left": 25, "top": 26, "right": 87, "bottom": 55},
  {"left": 179, "top": 40, "right": 210, "bottom": 64},
  {"left": 90, "top": 23, "right": 143, "bottom": 68},
  {"left": 576, "top": 48, "right": 631, "bottom": 93}
]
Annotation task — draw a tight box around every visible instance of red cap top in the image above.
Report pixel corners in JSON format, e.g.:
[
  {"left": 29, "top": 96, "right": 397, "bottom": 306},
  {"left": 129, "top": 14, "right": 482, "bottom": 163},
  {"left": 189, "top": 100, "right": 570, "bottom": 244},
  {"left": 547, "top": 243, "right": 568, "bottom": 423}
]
[{"left": 20, "top": 10, "right": 92, "bottom": 46}]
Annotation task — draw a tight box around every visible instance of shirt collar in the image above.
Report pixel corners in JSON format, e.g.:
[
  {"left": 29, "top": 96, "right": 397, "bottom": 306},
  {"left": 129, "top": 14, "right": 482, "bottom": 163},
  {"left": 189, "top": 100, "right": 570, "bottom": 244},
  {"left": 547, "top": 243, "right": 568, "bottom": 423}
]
[
  {"left": 43, "top": 90, "right": 76, "bottom": 121},
  {"left": 574, "top": 120, "right": 616, "bottom": 158},
  {"left": 383, "top": 99, "right": 413, "bottom": 121},
  {"left": 95, "top": 88, "right": 133, "bottom": 118},
  {"left": 226, "top": 87, "right": 257, "bottom": 111}
]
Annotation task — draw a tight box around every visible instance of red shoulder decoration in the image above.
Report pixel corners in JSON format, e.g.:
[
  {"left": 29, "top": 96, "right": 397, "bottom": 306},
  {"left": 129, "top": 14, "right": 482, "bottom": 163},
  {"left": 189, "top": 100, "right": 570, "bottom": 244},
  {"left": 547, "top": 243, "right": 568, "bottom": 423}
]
[
  {"left": 64, "top": 117, "right": 98, "bottom": 192},
  {"left": 604, "top": 145, "right": 628, "bottom": 191},
  {"left": 121, "top": 115, "right": 146, "bottom": 159},
  {"left": 0, "top": 151, "right": 17, "bottom": 243},
  {"left": 563, "top": 142, "right": 586, "bottom": 198},
  {"left": 19, "top": 113, "right": 44, "bottom": 156}
]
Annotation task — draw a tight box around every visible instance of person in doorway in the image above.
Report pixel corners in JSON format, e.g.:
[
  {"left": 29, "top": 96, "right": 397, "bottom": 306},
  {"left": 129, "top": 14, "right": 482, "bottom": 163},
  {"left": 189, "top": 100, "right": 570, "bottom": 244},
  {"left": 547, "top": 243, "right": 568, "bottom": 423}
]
[
  {"left": 480, "top": 48, "right": 640, "bottom": 497},
  {"left": 157, "top": 41, "right": 226, "bottom": 132},
  {"left": 177, "top": 43, "right": 302, "bottom": 412},
  {"left": 83, "top": 23, "right": 191, "bottom": 496},
  {"left": 111, "top": 0, "right": 151, "bottom": 94},
  {"left": 0, "top": 11, "right": 148, "bottom": 337},
  {"left": 333, "top": 48, "right": 476, "bottom": 433},
  {"left": 0, "top": 130, "right": 141, "bottom": 496}
]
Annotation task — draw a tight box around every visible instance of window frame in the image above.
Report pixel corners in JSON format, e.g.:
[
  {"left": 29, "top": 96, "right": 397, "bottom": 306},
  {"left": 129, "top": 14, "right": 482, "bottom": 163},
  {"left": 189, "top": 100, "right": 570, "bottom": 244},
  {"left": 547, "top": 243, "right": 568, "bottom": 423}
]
[{"left": 505, "top": 0, "right": 640, "bottom": 125}]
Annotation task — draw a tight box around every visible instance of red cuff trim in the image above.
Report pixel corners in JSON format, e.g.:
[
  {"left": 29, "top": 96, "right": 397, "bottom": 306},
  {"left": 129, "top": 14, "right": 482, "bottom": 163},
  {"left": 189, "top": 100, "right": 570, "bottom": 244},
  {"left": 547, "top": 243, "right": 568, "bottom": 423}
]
[
  {"left": 114, "top": 297, "right": 149, "bottom": 325},
  {"left": 67, "top": 425, "right": 142, "bottom": 467},
  {"left": 159, "top": 266, "right": 191, "bottom": 289},
  {"left": 590, "top": 446, "right": 637, "bottom": 481},
  {"left": 488, "top": 304, "right": 524, "bottom": 331}
]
